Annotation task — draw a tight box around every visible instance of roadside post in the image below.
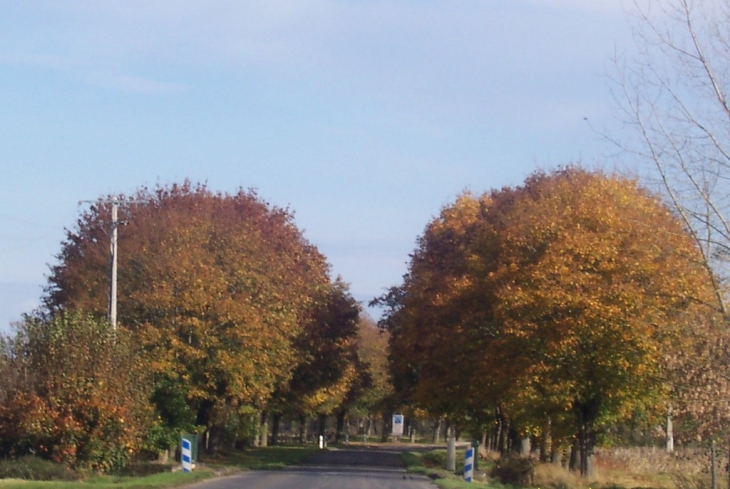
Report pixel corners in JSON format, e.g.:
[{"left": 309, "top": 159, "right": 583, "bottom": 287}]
[
  {"left": 181, "top": 437, "right": 193, "bottom": 473},
  {"left": 464, "top": 446, "right": 475, "bottom": 482},
  {"left": 447, "top": 428, "right": 456, "bottom": 472}
]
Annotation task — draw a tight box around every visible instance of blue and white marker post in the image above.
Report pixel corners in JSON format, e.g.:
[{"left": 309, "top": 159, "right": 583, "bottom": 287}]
[
  {"left": 181, "top": 437, "right": 193, "bottom": 473},
  {"left": 463, "top": 446, "right": 475, "bottom": 482}
]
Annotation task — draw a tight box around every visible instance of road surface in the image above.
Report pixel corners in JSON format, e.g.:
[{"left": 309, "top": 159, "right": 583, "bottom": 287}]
[{"left": 184, "top": 446, "right": 436, "bottom": 489}]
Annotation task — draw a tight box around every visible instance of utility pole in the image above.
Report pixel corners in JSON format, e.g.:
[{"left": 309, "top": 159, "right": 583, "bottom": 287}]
[
  {"left": 109, "top": 200, "right": 119, "bottom": 331},
  {"left": 79, "top": 198, "right": 144, "bottom": 331}
]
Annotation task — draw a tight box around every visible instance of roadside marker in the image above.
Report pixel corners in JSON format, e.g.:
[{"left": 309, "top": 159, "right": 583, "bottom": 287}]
[
  {"left": 464, "top": 447, "right": 474, "bottom": 482},
  {"left": 182, "top": 438, "right": 193, "bottom": 472}
]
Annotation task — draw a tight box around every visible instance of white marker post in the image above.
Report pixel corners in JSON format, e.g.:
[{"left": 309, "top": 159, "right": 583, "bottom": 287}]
[
  {"left": 181, "top": 437, "right": 193, "bottom": 473},
  {"left": 464, "top": 447, "right": 475, "bottom": 482}
]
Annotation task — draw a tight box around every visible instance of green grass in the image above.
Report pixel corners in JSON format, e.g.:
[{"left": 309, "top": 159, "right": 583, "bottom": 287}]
[
  {"left": 0, "top": 445, "right": 319, "bottom": 488},
  {"left": 401, "top": 449, "right": 501, "bottom": 489},
  {"left": 0, "top": 469, "right": 215, "bottom": 489}
]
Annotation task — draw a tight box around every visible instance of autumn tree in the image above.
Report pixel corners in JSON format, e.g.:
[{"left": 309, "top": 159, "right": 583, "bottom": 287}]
[
  {"left": 349, "top": 315, "right": 393, "bottom": 438},
  {"left": 487, "top": 169, "right": 715, "bottom": 475},
  {"left": 269, "top": 279, "right": 365, "bottom": 443},
  {"left": 44, "top": 183, "right": 331, "bottom": 450},
  {"left": 0, "top": 312, "right": 152, "bottom": 472},
  {"left": 380, "top": 168, "right": 715, "bottom": 476}
]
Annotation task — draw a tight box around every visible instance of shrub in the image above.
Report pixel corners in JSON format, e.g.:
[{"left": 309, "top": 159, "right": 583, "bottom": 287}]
[
  {"left": 0, "top": 455, "right": 82, "bottom": 481},
  {"left": 0, "top": 312, "right": 153, "bottom": 472},
  {"left": 490, "top": 456, "right": 536, "bottom": 486}
]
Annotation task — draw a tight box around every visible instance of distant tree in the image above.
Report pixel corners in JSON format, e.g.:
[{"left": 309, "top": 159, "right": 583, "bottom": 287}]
[
  {"left": 44, "top": 183, "right": 331, "bottom": 450},
  {"left": 269, "top": 280, "right": 363, "bottom": 442},
  {"left": 374, "top": 193, "right": 503, "bottom": 432},
  {"left": 0, "top": 312, "right": 151, "bottom": 472},
  {"left": 350, "top": 315, "right": 393, "bottom": 423}
]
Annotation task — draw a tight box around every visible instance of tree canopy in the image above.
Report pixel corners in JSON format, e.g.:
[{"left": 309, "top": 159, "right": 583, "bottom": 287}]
[
  {"left": 378, "top": 167, "right": 715, "bottom": 476},
  {"left": 44, "top": 182, "right": 332, "bottom": 443}
]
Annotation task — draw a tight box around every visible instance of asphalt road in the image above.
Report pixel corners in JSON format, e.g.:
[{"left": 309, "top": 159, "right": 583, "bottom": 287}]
[{"left": 184, "top": 446, "right": 436, "bottom": 489}]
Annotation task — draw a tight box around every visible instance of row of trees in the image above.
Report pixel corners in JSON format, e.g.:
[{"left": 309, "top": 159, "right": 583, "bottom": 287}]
[
  {"left": 0, "top": 183, "right": 391, "bottom": 471},
  {"left": 376, "top": 168, "right": 727, "bottom": 476}
]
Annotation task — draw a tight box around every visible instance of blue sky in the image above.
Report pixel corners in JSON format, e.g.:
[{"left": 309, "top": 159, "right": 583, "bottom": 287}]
[{"left": 0, "top": 1, "right": 639, "bottom": 330}]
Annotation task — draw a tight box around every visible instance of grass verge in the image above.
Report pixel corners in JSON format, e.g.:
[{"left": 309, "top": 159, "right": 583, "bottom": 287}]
[
  {"left": 0, "top": 445, "right": 319, "bottom": 488},
  {"left": 0, "top": 469, "right": 215, "bottom": 489},
  {"left": 402, "top": 450, "right": 502, "bottom": 489}
]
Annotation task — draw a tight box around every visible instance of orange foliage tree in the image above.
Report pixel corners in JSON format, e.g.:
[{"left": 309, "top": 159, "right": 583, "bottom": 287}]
[
  {"left": 268, "top": 279, "right": 367, "bottom": 442},
  {"left": 379, "top": 168, "right": 716, "bottom": 476},
  {"left": 44, "top": 183, "right": 331, "bottom": 450},
  {"left": 375, "top": 193, "right": 498, "bottom": 431},
  {"left": 351, "top": 315, "right": 393, "bottom": 434}
]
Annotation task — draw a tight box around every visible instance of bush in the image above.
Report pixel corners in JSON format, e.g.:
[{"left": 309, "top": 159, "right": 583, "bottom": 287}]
[
  {"left": 0, "top": 455, "right": 82, "bottom": 481},
  {"left": 0, "top": 312, "right": 153, "bottom": 473},
  {"left": 490, "top": 457, "right": 536, "bottom": 486}
]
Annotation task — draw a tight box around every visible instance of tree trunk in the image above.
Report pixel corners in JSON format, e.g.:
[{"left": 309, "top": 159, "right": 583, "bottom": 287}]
[
  {"left": 336, "top": 411, "right": 346, "bottom": 443},
  {"left": 540, "top": 419, "right": 551, "bottom": 462},
  {"left": 520, "top": 437, "right": 531, "bottom": 457},
  {"left": 575, "top": 398, "right": 599, "bottom": 478},
  {"left": 666, "top": 409, "right": 674, "bottom": 453},
  {"left": 318, "top": 413, "right": 327, "bottom": 440},
  {"left": 271, "top": 413, "right": 281, "bottom": 446},
  {"left": 298, "top": 413, "right": 307, "bottom": 444},
  {"left": 258, "top": 411, "right": 269, "bottom": 447},
  {"left": 493, "top": 415, "right": 502, "bottom": 453},
  {"left": 207, "top": 425, "right": 224, "bottom": 454},
  {"left": 551, "top": 444, "right": 563, "bottom": 466},
  {"left": 569, "top": 438, "right": 580, "bottom": 472},
  {"left": 380, "top": 412, "right": 391, "bottom": 442},
  {"left": 499, "top": 416, "right": 510, "bottom": 454},
  {"left": 433, "top": 418, "right": 442, "bottom": 444}
]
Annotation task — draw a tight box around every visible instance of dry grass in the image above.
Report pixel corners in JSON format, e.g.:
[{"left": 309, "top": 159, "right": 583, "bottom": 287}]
[
  {"left": 596, "top": 447, "right": 712, "bottom": 476},
  {"left": 597, "top": 447, "right": 719, "bottom": 489},
  {"left": 487, "top": 447, "right": 717, "bottom": 489}
]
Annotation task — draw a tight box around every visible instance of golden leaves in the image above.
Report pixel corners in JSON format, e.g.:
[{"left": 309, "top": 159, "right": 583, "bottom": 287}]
[{"left": 383, "top": 167, "right": 715, "bottom": 441}]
